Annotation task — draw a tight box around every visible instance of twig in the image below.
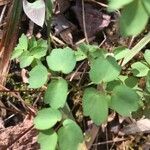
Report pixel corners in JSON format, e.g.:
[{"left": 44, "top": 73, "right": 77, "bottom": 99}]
[
  {"left": 26, "top": 20, "right": 34, "bottom": 38},
  {"left": 106, "top": 127, "right": 109, "bottom": 150},
  {"left": 78, "top": 62, "right": 88, "bottom": 86},
  {"left": 0, "top": 105, "right": 25, "bottom": 116},
  {"left": 92, "top": 137, "right": 129, "bottom": 146},
  {"left": 128, "top": 36, "right": 135, "bottom": 49},
  {"left": 99, "top": 31, "right": 107, "bottom": 47},
  {"left": 0, "top": 84, "right": 35, "bottom": 115},
  {"left": 82, "top": 0, "right": 89, "bottom": 44},
  {"left": 50, "top": 34, "right": 66, "bottom": 46},
  {"left": 33, "top": 92, "right": 43, "bottom": 107},
  {"left": 0, "top": 89, "right": 44, "bottom": 93},
  {"left": 7, "top": 100, "right": 23, "bottom": 113},
  {"left": 6, "top": 125, "right": 34, "bottom": 149},
  {"left": 75, "top": 36, "right": 95, "bottom": 46},
  {"left": 70, "top": 61, "right": 85, "bottom": 81},
  {"left": 87, "top": 0, "right": 108, "bottom": 8}
]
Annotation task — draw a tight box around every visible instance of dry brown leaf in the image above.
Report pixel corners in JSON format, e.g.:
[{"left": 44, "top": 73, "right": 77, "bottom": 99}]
[
  {"left": 121, "top": 119, "right": 150, "bottom": 135},
  {"left": 23, "top": 0, "right": 45, "bottom": 27}
]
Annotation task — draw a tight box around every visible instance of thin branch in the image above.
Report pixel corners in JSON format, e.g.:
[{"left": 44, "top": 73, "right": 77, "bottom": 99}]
[{"left": 82, "top": 0, "right": 89, "bottom": 44}]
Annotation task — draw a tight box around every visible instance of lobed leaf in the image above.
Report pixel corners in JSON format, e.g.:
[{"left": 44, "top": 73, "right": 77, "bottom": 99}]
[
  {"left": 83, "top": 88, "right": 108, "bottom": 125},
  {"left": 58, "top": 119, "right": 83, "bottom": 150},
  {"left": 89, "top": 56, "right": 121, "bottom": 84},
  {"left": 11, "top": 34, "right": 28, "bottom": 59},
  {"left": 46, "top": 47, "right": 76, "bottom": 74},
  {"left": 30, "top": 46, "right": 47, "bottom": 59},
  {"left": 18, "top": 51, "right": 34, "bottom": 68},
  {"left": 110, "top": 85, "right": 139, "bottom": 116}
]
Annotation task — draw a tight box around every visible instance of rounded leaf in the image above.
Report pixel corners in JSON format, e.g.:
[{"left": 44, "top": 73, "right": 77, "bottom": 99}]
[
  {"left": 108, "top": 0, "right": 133, "bottom": 10},
  {"left": 38, "top": 130, "right": 57, "bottom": 150},
  {"left": 146, "top": 70, "right": 150, "bottom": 92},
  {"left": 44, "top": 78, "right": 68, "bottom": 109},
  {"left": 29, "top": 64, "right": 48, "bottom": 88},
  {"left": 142, "top": 0, "right": 150, "bottom": 15},
  {"left": 124, "top": 76, "right": 138, "bottom": 88},
  {"left": 131, "top": 62, "right": 149, "bottom": 77},
  {"left": 144, "top": 49, "right": 150, "bottom": 65},
  {"left": 110, "top": 85, "right": 139, "bottom": 116},
  {"left": 89, "top": 56, "right": 121, "bottom": 84},
  {"left": 46, "top": 47, "right": 76, "bottom": 74},
  {"left": 34, "top": 108, "right": 62, "bottom": 130},
  {"left": 58, "top": 119, "right": 83, "bottom": 150},
  {"left": 119, "top": 0, "right": 149, "bottom": 36},
  {"left": 83, "top": 88, "right": 108, "bottom": 125},
  {"left": 114, "top": 47, "right": 130, "bottom": 60}
]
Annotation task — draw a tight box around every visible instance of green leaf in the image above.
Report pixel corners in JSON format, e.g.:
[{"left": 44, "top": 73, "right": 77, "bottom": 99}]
[
  {"left": 11, "top": 48, "right": 24, "bottom": 60},
  {"left": 144, "top": 49, "right": 150, "bottom": 65},
  {"left": 89, "top": 56, "right": 121, "bottom": 84},
  {"left": 124, "top": 76, "right": 138, "bottom": 88},
  {"left": 44, "top": 78, "right": 68, "bottom": 109},
  {"left": 37, "top": 38, "right": 48, "bottom": 48},
  {"left": 30, "top": 46, "right": 47, "bottom": 59},
  {"left": 83, "top": 88, "right": 108, "bottom": 125},
  {"left": 75, "top": 48, "right": 87, "bottom": 61},
  {"left": 18, "top": 51, "right": 34, "bottom": 68},
  {"left": 146, "top": 70, "right": 150, "bottom": 92},
  {"left": 29, "top": 64, "right": 48, "bottom": 88},
  {"left": 131, "top": 62, "right": 149, "bottom": 77},
  {"left": 120, "top": 0, "right": 149, "bottom": 36},
  {"left": 108, "top": 0, "right": 133, "bottom": 10},
  {"left": 34, "top": 108, "right": 62, "bottom": 130},
  {"left": 38, "top": 130, "right": 57, "bottom": 150},
  {"left": 106, "top": 80, "right": 122, "bottom": 91},
  {"left": 114, "top": 47, "right": 130, "bottom": 60},
  {"left": 58, "top": 119, "right": 83, "bottom": 150},
  {"left": 47, "top": 47, "right": 76, "bottom": 74},
  {"left": 11, "top": 34, "right": 28, "bottom": 59},
  {"left": 28, "top": 36, "right": 37, "bottom": 50},
  {"left": 18, "top": 33, "right": 28, "bottom": 50},
  {"left": 142, "top": 0, "right": 150, "bottom": 15},
  {"left": 110, "top": 85, "right": 139, "bottom": 116}
]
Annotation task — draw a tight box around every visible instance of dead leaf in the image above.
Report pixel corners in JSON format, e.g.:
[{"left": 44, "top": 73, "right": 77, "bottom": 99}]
[
  {"left": 23, "top": 0, "right": 45, "bottom": 27},
  {"left": 121, "top": 119, "right": 150, "bottom": 135},
  {"left": 72, "top": 3, "right": 111, "bottom": 37}
]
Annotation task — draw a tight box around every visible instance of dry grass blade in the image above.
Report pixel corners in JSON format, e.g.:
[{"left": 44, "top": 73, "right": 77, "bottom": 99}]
[
  {"left": 0, "top": 0, "right": 22, "bottom": 86},
  {"left": 121, "top": 33, "right": 150, "bottom": 66}
]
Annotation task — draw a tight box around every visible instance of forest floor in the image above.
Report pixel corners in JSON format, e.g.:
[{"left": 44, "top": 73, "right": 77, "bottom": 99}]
[{"left": 0, "top": 0, "right": 150, "bottom": 149}]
